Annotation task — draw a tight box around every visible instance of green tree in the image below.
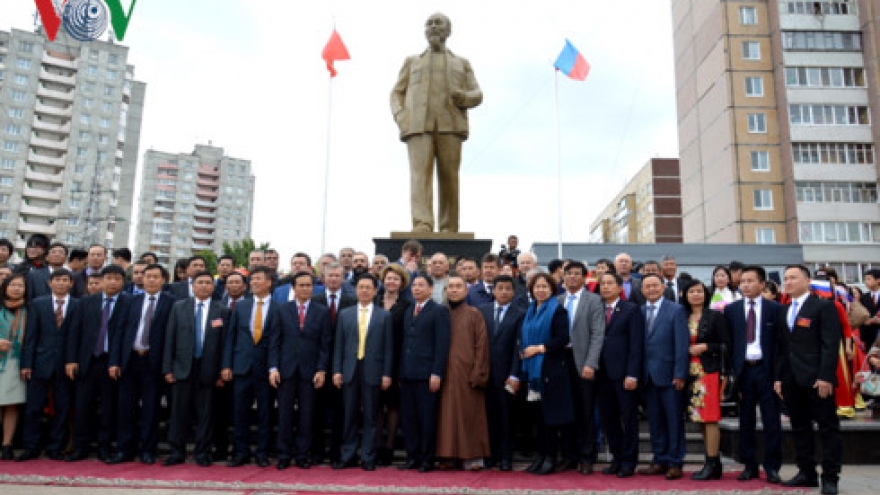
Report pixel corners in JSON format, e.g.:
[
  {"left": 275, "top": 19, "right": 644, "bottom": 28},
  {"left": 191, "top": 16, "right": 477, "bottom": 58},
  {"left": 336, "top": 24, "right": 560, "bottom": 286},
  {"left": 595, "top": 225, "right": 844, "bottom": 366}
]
[
  {"left": 221, "top": 238, "right": 271, "bottom": 268},
  {"left": 196, "top": 249, "right": 218, "bottom": 275}
]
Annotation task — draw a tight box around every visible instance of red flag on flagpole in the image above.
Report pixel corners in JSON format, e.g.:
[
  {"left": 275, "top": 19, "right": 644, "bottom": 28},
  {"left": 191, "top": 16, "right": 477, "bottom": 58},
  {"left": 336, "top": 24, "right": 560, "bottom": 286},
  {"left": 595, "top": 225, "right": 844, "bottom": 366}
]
[{"left": 322, "top": 29, "right": 350, "bottom": 77}]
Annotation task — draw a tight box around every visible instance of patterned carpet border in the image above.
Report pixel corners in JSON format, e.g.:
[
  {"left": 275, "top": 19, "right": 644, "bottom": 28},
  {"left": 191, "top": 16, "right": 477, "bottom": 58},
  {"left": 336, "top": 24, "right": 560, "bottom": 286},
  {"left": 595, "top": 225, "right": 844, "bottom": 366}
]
[{"left": 0, "top": 474, "right": 813, "bottom": 495}]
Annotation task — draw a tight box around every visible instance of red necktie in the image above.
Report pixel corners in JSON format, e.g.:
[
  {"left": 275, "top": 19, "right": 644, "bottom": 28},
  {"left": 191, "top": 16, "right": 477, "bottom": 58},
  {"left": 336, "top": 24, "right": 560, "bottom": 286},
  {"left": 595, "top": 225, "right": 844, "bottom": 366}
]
[
  {"left": 605, "top": 305, "right": 613, "bottom": 325},
  {"left": 298, "top": 303, "right": 306, "bottom": 329},
  {"left": 329, "top": 293, "right": 337, "bottom": 325},
  {"left": 414, "top": 303, "right": 422, "bottom": 316},
  {"left": 747, "top": 300, "right": 757, "bottom": 344}
]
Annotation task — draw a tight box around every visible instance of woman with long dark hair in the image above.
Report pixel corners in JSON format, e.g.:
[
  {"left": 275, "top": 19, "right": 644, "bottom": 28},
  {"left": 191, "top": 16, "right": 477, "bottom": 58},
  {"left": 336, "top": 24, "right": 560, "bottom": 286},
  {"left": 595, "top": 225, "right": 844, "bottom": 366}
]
[
  {"left": 682, "top": 279, "right": 730, "bottom": 480},
  {"left": 0, "top": 273, "right": 28, "bottom": 460}
]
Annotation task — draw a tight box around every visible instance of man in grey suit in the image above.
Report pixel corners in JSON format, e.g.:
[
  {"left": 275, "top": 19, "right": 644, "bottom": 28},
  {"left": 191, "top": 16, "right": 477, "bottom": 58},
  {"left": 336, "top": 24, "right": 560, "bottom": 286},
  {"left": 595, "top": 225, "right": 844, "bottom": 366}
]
[
  {"left": 390, "top": 12, "right": 482, "bottom": 233},
  {"left": 559, "top": 261, "right": 605, "bottom": 474},
  {"left": 162, "top": 272, "right": 229, "bottom": 467},
  {"left": 331, "top": 275, "right": 393, "bottom": 471}
]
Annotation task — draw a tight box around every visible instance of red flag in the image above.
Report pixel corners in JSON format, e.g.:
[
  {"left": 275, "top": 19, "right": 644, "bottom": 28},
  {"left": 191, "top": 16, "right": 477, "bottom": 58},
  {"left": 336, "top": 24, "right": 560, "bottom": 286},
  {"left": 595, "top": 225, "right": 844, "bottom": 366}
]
[{"left": 322, "top": 30, "right": 350, "bottom": 77}]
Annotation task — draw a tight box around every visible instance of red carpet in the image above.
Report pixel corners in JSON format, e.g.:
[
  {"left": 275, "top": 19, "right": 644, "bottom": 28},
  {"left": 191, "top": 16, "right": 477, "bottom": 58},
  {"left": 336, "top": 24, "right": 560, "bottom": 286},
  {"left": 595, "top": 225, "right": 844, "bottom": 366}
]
[{"left": 0, "top": 460, "right": 811, "bottom": 494}]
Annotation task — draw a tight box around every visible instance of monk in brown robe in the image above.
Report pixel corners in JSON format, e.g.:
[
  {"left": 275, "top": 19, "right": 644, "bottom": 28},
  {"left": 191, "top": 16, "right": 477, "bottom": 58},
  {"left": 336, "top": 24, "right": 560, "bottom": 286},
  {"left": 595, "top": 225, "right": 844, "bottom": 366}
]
[{"left": 436, "top": 275, "right": 490, "bottom": 469}]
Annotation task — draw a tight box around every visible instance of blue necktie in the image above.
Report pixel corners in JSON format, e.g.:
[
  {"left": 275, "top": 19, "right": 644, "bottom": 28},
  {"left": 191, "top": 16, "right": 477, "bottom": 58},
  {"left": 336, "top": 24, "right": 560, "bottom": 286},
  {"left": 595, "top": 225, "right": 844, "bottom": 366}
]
[
  {"left": 495, "top": 306, "right": 504, "bottom": 335},
  {"left": 646, "top": 304, "right": 656, "bottom": 334},
  {"left": 194, "top": 302, "right": 204, "bottom": 359},
  {"left": 788, "top": 300, "right": 799, "bottom": 332},
  {"left": 566, "top": 294, "right": 576, "bottom": 328}
]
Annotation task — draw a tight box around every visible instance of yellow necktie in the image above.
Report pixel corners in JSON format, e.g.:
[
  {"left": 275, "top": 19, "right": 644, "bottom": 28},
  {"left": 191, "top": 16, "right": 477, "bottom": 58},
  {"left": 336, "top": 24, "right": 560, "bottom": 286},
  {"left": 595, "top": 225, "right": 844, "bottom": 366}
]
[
  {"left": 254, "top": 299, "right": 263, "bottom": 343},
  {"left": 358, "top": 307, "right": 368, "bottom": 360}
]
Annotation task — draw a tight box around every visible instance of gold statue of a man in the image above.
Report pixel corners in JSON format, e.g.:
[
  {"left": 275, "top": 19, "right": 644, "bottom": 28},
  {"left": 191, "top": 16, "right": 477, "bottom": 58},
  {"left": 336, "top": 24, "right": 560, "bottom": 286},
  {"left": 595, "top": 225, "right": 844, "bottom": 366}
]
[{"left": 391, "top": 13, "right": 483, "bottom": 233}]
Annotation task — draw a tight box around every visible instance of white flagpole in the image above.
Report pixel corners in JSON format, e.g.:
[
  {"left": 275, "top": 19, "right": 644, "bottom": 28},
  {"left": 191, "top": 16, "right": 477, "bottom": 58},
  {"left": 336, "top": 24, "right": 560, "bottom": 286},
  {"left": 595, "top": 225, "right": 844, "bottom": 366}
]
[
  {"left": 553, "top": 70, "right": 563, "bottom": 259},
  {"left": 321, "top": 73, "right": 333, "bottom": 256}
]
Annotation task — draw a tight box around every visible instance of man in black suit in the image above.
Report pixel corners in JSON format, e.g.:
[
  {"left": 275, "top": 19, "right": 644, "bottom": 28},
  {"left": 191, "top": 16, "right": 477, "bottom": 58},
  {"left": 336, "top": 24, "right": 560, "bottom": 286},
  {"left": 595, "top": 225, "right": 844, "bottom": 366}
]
[
  {"left": 399, "top": 274, "right": 450, "bottom": 473},
  {"left": 65, "top": 265, "right": 130, "bottom": 461},
  {"left": 311, "top": 262, "right": 356, "bottom": 464},
  {"left": 269, "top": 271, "right": 332, "bottom": 470},
  {"left": 478, "top": 275, "right": 523, "bottom": 472},
  {"left": 72, "top": 244, "right": 108, "bottom": 298},
  {"left": 466, "top": 254, "right": 499, "bottom": 307},
  {"left": 596, "top": 273, "right": 643, "bottom": 478},
  {"left": 331, "top": 274, "right": 393, "bottom": 471},
  {"left": 774, "top": 265, "right": 842, "bottom": 495},
  {"left": 723, "top": 265, "right": 782, "bottom": 484},
  {"left": 221, "top": 266, "right": 276, "bottom": 468},
  {"left": 18, "top": 269, "right": 80, "bottom": 461},
  {"left": 660, "top": 255, "right": 685, "bottom": 304},
  {"left": 124, "top": 260, "right": 148, "bottom": 295},
  {"left": 859, "top": 268, "right": 880, "bottom": 349},
  {"left": 212, "top": 255, "right": 236, "bottom": 300},
  {"left": 169, "top": 256, "right": 208, "bottom": 300},
  {"left": 107, "top": 264, "right": 175, "bottom": 465},
  {"left": 162, "top": 272, "right": 229, "bottom": 467}
]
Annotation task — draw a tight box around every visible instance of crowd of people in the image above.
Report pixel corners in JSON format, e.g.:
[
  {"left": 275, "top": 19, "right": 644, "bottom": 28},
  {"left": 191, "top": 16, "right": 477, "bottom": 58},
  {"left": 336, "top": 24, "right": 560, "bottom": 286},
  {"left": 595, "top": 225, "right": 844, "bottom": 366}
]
[{"left": 1, "top": 233, "right": 878, "bottom": 495}]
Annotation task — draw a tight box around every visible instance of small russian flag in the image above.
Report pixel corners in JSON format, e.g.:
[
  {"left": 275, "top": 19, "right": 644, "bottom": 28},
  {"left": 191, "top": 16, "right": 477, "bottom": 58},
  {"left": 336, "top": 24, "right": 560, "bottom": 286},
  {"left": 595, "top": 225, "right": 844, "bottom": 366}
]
[
  {"left": 810, "top": 280, "right": 833, "bottom": 299},
  {"left": 554, "top": 39, "right": 590, "bottom": 81}
]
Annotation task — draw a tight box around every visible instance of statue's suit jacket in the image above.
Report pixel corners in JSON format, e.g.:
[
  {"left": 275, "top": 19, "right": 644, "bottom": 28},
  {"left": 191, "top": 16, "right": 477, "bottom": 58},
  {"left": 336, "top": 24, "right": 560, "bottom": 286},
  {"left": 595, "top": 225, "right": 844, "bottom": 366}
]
[{"left": 390, "top": 48, "right": 482, "bottom": 141}]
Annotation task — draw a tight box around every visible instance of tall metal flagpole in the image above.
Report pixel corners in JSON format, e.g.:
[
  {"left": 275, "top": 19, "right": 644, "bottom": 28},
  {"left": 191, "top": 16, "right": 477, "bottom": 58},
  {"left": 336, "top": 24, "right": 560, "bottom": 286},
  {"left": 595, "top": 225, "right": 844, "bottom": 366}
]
[
  {"left": 320, "top": 53, "right": 334, "bottom": 256},
  {"left": 553, "top": 70, "right": 563, "bottom": 259}
]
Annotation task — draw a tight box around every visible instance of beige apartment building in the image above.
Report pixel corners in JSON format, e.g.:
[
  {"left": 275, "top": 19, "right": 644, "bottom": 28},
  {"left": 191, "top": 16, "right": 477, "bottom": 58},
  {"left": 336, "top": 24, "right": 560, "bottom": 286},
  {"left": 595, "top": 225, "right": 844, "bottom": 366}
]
[{"left": 672, "top": 0, "right": 880, "bottom": 282}]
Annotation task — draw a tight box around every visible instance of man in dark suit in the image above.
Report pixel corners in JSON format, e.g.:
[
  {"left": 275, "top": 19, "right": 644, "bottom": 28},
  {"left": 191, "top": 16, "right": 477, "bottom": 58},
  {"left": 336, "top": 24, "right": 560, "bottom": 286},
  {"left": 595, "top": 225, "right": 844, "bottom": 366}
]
[
  {"left": 637, "top": 274, "right": 689, "bottom": 480},
  {"left": 162, "top": 272, "right": 229, "bottom": 467},
  {"left": 65, "top": 265, "right": 130, "bottom": 461},
  {"left": 124, "top": 260, "right": 148, "bottom": 295},
  {"left": 212, "top": 255, "right": 236, "bottom": 300},
  {"left": 221, "top": 266, "right": 276, "bottom": 468},
  {"left": 614, "top": 253, "right": 644, "bottom": 305},
  {"left": 860, "top": 268, "right": 880, "bottom": 349},
  {"left": 169, "top": 256, "right": 208, "bottom": 300},
  {"left": 72, "top": 244, "right": 108, "bottom": 298},
  {"left": 211, "top": 271, "right": 247, "bottom": 463},
  {"left": 331, "top": 274, "right": 393, "bottom": 471},
  {"left": 559, "top": 261, "right": 605, "bottom": 474},
  {"left": 723, "top": 265, "right": 782, "bottom": 484},
  {"left": 478, "top": 275, "right": 523, "bottom": 472},
  {"left": 399, "top": 274, "right": 450, "bottom": 472},
  {"left": 107, "top": 264, "right": 175, "bottom": 465},
  {"left": 311, "top": 262, "right": 357, "bottom": 464},
  {"left": 17, "top": 269, "right": 80, "bottom": 461},
  {"left": 465, "top": 254, "right": 498, "bottom": 307},
  {"left": 269, "top": 271, "right": 332, "bottom": 470},
  {"left": 660, "top": 255, "right": 685, "bottom": 304},
  {"left": 596, "top": 273, "right": 643, "bottom": 478},
  {"left": 774, "top": 265, "right": 842, "bottom": 495}
]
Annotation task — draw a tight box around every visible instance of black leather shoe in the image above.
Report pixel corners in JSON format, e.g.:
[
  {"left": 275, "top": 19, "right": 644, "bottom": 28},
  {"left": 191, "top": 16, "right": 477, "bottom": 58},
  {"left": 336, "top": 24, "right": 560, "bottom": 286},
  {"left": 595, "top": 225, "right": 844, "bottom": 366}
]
[
  {"left": 602, "top": 462, "right": 621, "bottom": 475},
  {"left": 525, "top": 456, "right": 545, "bottom": 473},
  {"left": 332, "top": 458, "right": 358, "bottom": 470},
  {"left": 211, "top": 451, "right": 228, "bottom": 463},
  {"left": 535, "top": 457, "right": 556, "bottom": 475},
  {"left": 737, "top": 466, "right": 759, "bottom": 481},
  {"left": 555, "top": 459, "right": 578, "bottom": 472},
  {"left": 499, "top": 460, "right": 512, "bottom": 472},
  {"left": 579, "top": 462, "right": 594, "bottom": 475},
  {"left": 783, "top": 471, "right": 819, "bottom": 487},
  {"left": 362, "top": 461, "right": 376, "bottom": 471},
  {"left": 400, "top": 459, "right": 419, "bottom": 470},
  {"left": 765, "top": 469, "right": 781, "bottom": 484},
  {"left": 419, "top": 461, "right": 434, "bottom": 473},
  {"left": 196, "top": 455, "right": 212, "bottom": 467},
  {"left": 1, "top": 445, "right": 13, "bottom": 461},
  {"left": 821, "top": 479, "right": 839, "bottom": 495},
  {"left": 227, "top": 455, "right": 249, "bottom": 467},
  {"left": 277, "top": 458, "right": 291, "bottom": 470},
  {"left": 617, "top": 467, "right": 635, "bottom": 478},
  {"left": 97, "top": 448, "right": 111, "bottom": 462},
  {"left": 66, "top": 450, "right": 89, "bottom": 462},
  {"left": 16, "top": 450, "right": 40, "bottom": 462},
  {"left": 255, "top": 455, "right": 270, "bottom": 468},
  {"left": 295, "top": 458, "right": 312, "bottom": 469},
  {"left": 106, "top": 453, "right": 135, "bottom": 465},
  {"left": 140, "top": 453, "right": 156, "bottom": 465},
  {"left": 163, "top": 455, "right": 185, "bottom": 466},
  {"left": 377, "top": 448, "right": 392, "bottom": 466}
]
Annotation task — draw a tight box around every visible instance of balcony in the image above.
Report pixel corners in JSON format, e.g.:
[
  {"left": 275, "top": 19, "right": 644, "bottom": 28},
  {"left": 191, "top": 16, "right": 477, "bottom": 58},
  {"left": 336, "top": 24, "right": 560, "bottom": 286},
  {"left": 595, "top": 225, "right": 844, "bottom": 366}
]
[
  {"left": 30, "top": 136, "right": 68, "bottom": 151},
  {"left": 28, "top": 151, "right": 66, "bottom": 167},
  {"left": 150, "top": 238, "right": 170, "bottom": 246},
  {"left": 37, "top": 85, "right": 75, "bottom": 102},
  {"left": 32, "top": 116, "right": 70, "bottom": 134},
  {"left": 19, "top": 203, "right": 59, "bottom": 217},
  {"left": 41, "top": 51, "right": 77, "bottom": 70},
  {"left": 193, "top": 210, "right": 215, "bottom": 219},
  {"left": 158, "top": 162, "right": 179, "bottom": 170},
  {"left": 25, "top": 168, "right": 64, "bottom": 185},
  {"left": 18, "top": 219, "right": 57, "bottom": 236},
  {"left": 39, "top": 68, "right": 75, "bottom": 86},
  {"left": 22, "top": 185, "right": 62, "bottom": 201},
  {"left": 197, "top": 191, "right": 218, "bottom": 201},
  {"left": 198, "top": 164, "right": 220, "bottom": 177},
  {"left": 191, "top": 241, "right": 213, "bottom": 250},
  {"left": 192, "top": 231, "right": 214, "bottom": 241},
  {"left": 197, "top": 177, "right": 219, "bottom": 187},
  {"left": 195, "top": 198, "right": 215, "bottom": 208},
  {"left": 193, "top": 220, "right": 215, "bottom": 230},
  {"left": 35, "top": 101, "right": 72, "bottom": 117}
]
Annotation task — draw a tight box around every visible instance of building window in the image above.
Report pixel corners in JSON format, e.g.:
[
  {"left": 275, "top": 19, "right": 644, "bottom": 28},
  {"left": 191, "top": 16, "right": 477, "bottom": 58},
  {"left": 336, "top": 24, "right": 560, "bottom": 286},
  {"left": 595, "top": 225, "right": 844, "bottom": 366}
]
[
  {"left": 0, "top": 212, "right": 8, "bottom": 222},
  {"left": 14, "top": 74, "right": 28, "bottom": 85},
  {"left": 4, "top": 124, "right": 21, "bottom": 136},
  {"left": 0, "top": 177, "right": 13, "bottom": 187},
  {"left": 75, "top": 164, "right": 85, "bottom": 173},
  {"left": 748, "top": 113, "right": 767, "bottom": 133},
  {"left": 102, "top": 102, "right": 113, "bottom": 112},
  {"left": 750, "top": 151, "right": 770, "bottom": 171},
  {"left": 792, "top": 142, "right": 874, "bottom": 165},
  {"left": 799, "top": 221, "right": 880, "bottom": 243},
  {"left": 740, "top": 6, "right": 758, "bottom": 25},
  {"left": 3, "top": 141, "right": 19, "bottom": 152},
  {"left": 754, "top": 189, "right": 773, "bottom": 210},
  {"left": 782, "top": 31, "right": 862, "bottom": 51},
  {"left": 745, "top": 76, "right": 763, "bottom": 96},
  {"left": 1, "top": 158, "right": 14, "bottom": 169},
  {"left": 0, "top": 194, "right": 9, "bottom": 205},
  {"left": 80, "top": 114, "right": 91, "bottom": 125},
  {"left": 756, "top": 228, "right": 776, "bottom": 244},
  {"left": 103, "top": 85, "right": 115, "bottom": 96},
  {"left": 109, "top": 53, "right": 119, "bottom": 65},
  {"left": 781, "top": 1, "right": 854, "bottom": 15},
  {"left": 69, "top": 198, "right": 81, "bottom": 208},
  {"left": 11, "top": 90, "right": 26, "bottom": 101},
  {"left": 795, "top": 181, "right": 878, "bottom": 203},
  {"left": 87, "top": 65, "right": 98, "bottom": 75},
  {"left": 100, "top": 117, "right": 110, "bottom": 128},
  {"left": 8, "top": 108, "right": 24, "bottom": 119},
  {"left": 105, "top": 69, "right": 117, "bottom": 80},
  {"left": 18, "top": 41, "right": 33, "bottom": 53},
  {"left": 785, "top": 67, "right": 865, "bottom": 87},
  {"left": 16, "top": 58, "right": 31, "bottom": 69},
  {"left": 67, "top": 218, "right": 79, "bottom": 226},
  {"left": 789, "top": 104, "right": 869, "bottom": 125},
  {"left": 742, "top": 41, "right": 761, "bottom": 60}
]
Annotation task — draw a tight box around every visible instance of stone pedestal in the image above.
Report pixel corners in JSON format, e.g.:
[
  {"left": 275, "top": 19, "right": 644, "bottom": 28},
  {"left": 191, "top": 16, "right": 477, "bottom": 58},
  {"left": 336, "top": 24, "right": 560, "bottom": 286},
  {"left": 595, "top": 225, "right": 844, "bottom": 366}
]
[{"left": 374, "top": 233, "right": 492, "bottom": 265}]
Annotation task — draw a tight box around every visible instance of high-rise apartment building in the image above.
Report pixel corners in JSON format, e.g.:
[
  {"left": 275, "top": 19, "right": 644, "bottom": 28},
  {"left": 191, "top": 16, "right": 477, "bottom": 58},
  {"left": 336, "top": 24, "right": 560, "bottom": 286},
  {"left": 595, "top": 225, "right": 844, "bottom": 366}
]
[
  {"left": 134, "top": 144, "right": 255, "bottom": 265},
  {"left": 0, "top": 27, "right": 145, "bottom": 251},
  {"left": 672, "top": 0, "right": 880, "bottom": 282}
]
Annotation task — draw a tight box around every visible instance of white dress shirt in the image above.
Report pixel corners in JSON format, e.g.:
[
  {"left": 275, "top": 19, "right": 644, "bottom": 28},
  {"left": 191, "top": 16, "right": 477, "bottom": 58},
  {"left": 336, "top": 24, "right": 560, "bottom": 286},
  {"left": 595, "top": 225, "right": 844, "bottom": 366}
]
[
  {"left": 133, "top": 292, "right": 161, "bottom": 352},
  {"left": 743, "top": 297, "right": 763, "bottom": 360},
  {"left": 194, "top": 297, "right": 211, "bottom": 348}
]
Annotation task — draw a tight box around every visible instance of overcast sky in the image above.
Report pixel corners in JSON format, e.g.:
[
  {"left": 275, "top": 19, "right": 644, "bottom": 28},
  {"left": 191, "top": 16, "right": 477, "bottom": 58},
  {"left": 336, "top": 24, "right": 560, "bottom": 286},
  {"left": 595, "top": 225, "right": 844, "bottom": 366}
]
[{"left": 2, "top": 0, "right": 679, "bottom": 263}]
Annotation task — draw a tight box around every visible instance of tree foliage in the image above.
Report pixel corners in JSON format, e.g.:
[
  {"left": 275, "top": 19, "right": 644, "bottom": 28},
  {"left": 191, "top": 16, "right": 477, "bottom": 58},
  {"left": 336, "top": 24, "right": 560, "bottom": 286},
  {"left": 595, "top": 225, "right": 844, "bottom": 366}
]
[{"left": 220, "top": 238, "right": 271, "bottom": 268}]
